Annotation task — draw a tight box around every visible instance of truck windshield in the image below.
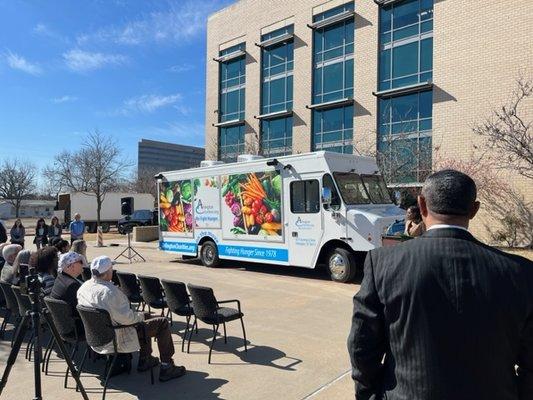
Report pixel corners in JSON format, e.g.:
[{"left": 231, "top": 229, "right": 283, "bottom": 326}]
[
  {"left": 361, "top": 175, "right": 393, "bottom": 204},
  {"left": 333, "top": 173, "right": 371, "bottom": 204}
]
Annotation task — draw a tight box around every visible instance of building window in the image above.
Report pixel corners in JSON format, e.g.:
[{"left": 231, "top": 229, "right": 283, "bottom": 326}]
[
  {"left": 379, "top": 0, "right": 433, "bottom": 91},
  {"left": 312, "top": 4, "right": 354, "bottom": 104},
  {"left": 377, "top": 90, "right": 433, "bottom": 184},
  {"left": 219, "top": 124, "right": 245, "bottom": 163},
  {"left": 219, "top": 43, "right": 246, "bottom": 122},
  {"left": 261, "top": 116, "right": 293, "bottom": 157},
  {"left": 261, "top": 26, "right": 294, "bottom": 114},
  {"left": 313, "top": 104, "right": 353, "bottom": 154}
]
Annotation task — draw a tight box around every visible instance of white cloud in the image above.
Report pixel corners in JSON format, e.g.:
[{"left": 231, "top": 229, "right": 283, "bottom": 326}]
[
  {"left": 77, "top": 0, "right": 233, "bottom": 46},
  {"left": 168, "top": 63, "right": 195, "bottom": 73},
  {"left": 117, "top": 93, "right": 184, "bottom": 115},
  {"left": 5, "top": 51, "right": 42, "bottom": 75},
  {"left": 148, "top": 121, "right": 205, "bottom": 146},
  {"left": 63, "top": 49, "right": 127, "bottom": 72},
  {"left": 51, "top": 95, "right": 78, "bottom": 104},
  {"left": 33, "top": 23, "right": 70, "bottom": 44}
]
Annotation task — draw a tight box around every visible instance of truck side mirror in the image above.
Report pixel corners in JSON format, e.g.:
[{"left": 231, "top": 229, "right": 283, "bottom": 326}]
[{"left": 321, "top": 187, "right": 332, "bottom": 206}]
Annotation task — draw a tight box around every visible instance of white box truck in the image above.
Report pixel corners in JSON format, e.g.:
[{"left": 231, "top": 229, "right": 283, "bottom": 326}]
[
  {"left": 56, "top": 192, "right": 155, "bottom": 233},
  {"left": 157, "top": 151, "right": 404, "bottom": 282}
]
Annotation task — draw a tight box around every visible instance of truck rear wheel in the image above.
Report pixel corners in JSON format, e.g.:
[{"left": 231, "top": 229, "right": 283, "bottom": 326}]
[
  {"left": 101, "top": 223, "right": 110, "bottom": 233},
  {"left": 327, "top": 248, "right": 356, "bottom": 283},
  {"left": 200, "top": 241, "right": 220, "bottom": 268},
  {"left": 86, "top": 223, "right": 97, "bottom": 234}
]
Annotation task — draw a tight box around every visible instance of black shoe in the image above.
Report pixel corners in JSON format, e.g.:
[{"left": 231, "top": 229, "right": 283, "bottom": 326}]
[
  {"left": 159, "top": 364, "right": 186, "bottom": 382},
  {"left": 109, "top": 359, "right": 131, "bottom": 377},
  {"left": 137, "top": 355, "right": 159, "bottom": 372}
]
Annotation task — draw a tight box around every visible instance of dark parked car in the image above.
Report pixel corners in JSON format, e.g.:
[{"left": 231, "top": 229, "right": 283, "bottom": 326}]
[{"left": 118, "top": 209, "right": 158, "bottom": 234}]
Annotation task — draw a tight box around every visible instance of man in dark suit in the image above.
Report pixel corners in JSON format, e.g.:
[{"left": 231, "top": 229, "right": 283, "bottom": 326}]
[{"left": 347, "top": 169, "right": 533, "bottom": 400}]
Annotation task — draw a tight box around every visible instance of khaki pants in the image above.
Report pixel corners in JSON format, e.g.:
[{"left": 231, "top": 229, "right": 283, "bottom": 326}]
[{"left": 137, "top": 317, "right": 175, "bottom": 363}]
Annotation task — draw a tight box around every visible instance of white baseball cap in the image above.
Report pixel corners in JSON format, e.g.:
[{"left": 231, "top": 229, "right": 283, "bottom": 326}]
[
  {"left": 90, "top": 255, "right": 115, "bottom": 275},
  {"left": 58, "top": 251, "right": 83, "bottom": 271}
]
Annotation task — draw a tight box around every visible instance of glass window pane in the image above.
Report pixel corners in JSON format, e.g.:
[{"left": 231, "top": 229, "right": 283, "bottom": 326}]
[
  {"left": 379, "top": 49, "right": 391, "bottom": 82},
  {"left": 393, "top": 24, "right": 419, "bottom": 41},
  {"left": 392, "top": 93, "right": 418, "bottom": 122},
  {"left": 270, "top": 77, "right": 285, "bottom": 105},
  {"left": 393, "top": 0, "right": 419, "bottom": 29},
  {"left": 392, "top": 41, "right": 418, "bottom": 78},
  {"left": 345, "top": 59, "right": 354, "bottom": 92},
  {"left": 323, "top": 62, "right": 343, "bottom": 96},
  {"left": 420, "top": 37, "right": 433, "bottom": 72},
  {"left": 379, "top": 6, "right": 392, "bottom": 34},
  {"left": 419, "top": 90, "right": 432, "bottom": 118},
  {"left": 324, "top": 23, "right": 344, "bottom": 51}
]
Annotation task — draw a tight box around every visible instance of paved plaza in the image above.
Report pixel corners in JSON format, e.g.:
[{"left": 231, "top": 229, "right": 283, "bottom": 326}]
[{"left": 0, "top": 241, "right": 359, "bottom": 399}]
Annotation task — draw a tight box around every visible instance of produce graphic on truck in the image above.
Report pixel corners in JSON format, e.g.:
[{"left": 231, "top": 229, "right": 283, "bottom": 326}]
[{"left": 157, "top": 152, "right": 405, "bottom": 282}]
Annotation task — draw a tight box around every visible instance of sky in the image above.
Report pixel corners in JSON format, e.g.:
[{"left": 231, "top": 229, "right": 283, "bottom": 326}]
[{"left": 0, "top": 0, "right": 235, "bottom": 170}]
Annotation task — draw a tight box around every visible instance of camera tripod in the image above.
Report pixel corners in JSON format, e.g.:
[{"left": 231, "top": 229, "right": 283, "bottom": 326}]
[
  {"left": 114, "top": 231, "right": 145, "bottom": 264},
  {"left": 0, "top": 275, "right": 88, "bottom": 400}
]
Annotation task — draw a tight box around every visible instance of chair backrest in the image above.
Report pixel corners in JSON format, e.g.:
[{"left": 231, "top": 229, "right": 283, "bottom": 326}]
[
  {"left": 76, "top": 305, "right": 115, "bottom": 348},
  {"left": 81, "top": 267, "right": 91, "bottom": 282},
  {"left": 116, "top": 272, "right": 141, "bottom": 300},
  {"left": 138, "top": 275, "right": 164, "bottom": 305},
  {"left": 43, "top": 297, "right": 77, "bottom": 340},
  {"left": 161, "top": 280, "right": 189, "bottom": 312},
  {"left": 11, "top": 285, "right": 32, "bottom": 317},
  {"left": 187, "top": 284, "right": 218, "bottom": 321},
  {"left": 0, "top": 281, "right": 19, "bottom": 317}
]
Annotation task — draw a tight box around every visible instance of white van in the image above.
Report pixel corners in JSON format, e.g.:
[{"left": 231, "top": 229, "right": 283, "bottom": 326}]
[{"left": 157, "top": 151, "right": 404, "bottom": 282}]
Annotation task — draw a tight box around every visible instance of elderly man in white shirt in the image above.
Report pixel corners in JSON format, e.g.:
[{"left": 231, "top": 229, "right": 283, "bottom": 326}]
[{"left": 77, "top": 256, "right": 186, "bottom": 382}]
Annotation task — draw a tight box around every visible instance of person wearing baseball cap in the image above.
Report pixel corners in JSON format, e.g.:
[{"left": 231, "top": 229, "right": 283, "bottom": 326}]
[
  {"left": 50, "top": 251, "right": 86, "bottom": 333},
  {"left": 77, "top": 255, "right": 186, "bottom": 382}
]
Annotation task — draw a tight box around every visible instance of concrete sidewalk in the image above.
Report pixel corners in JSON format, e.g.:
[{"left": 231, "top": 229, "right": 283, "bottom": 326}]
[{"left": 0, "top": 244, "right": 358, "bottom": 399}]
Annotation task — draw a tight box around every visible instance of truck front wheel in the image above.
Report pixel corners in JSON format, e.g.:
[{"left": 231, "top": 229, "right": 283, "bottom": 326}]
[
  {"left": 200, "top": 241, "right": 220, "bottom": 268},
  {"left": 327, "top": 248, "right": 356, "bottom": 283}
]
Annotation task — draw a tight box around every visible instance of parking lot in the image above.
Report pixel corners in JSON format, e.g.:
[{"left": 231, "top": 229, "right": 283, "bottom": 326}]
[{"left": 0, "top": 242, "right": 358, "bottom": 400}]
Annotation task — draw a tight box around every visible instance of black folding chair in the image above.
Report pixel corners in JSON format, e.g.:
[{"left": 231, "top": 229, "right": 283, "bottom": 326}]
[
  {"left": 138, "top": 275, "right": 168, "bottom": 317},
  {"left": 0, "top": 281, "right": 20, "bottom": 342},
  {"left": 160, "top": 280, "right": 195, "bottom": 352},
  {"left": 11, "top": 285, "right": 36, "bottom": 360},
  {"left": 187, "top": 284, "right": 247, "bottom": 363},
  {"left": 44, "top": 297, "right": 87, "bottom": 389},
  {"left": 115, "top": 272, "right": 144, "bottom": 310},
  {"left": 77, "top": 305, "right": 154, "bottom": 400}
]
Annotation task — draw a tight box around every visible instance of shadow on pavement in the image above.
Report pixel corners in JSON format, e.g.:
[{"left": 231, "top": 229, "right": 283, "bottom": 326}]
[{"left": 174, "top": 326, "right": 302, "bottom": 371}]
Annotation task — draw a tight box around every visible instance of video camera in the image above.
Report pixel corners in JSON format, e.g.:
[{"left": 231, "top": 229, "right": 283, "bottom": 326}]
[{"left": 18, "top": 265, "right": 41, "bottom": 298}]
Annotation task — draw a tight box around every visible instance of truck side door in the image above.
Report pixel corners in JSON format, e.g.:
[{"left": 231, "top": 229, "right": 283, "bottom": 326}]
[{"left": 287, "top": 176, "right": 323, "bottom": 267}]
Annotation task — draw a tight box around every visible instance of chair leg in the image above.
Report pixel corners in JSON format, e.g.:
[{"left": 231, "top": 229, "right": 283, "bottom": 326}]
[
  {"left": 75, "top": 345, "right": 89, "bottom": 392},
  {"left": 240, "top": 317, "right": 248, "bottom": 352},
  {"left": 45, "top": 337, "right": 56, "bottom": 375},
  {"left": 0, "top": 309, "right": 10, "bottom": 339},
  {"left": 65, "top": 343, "right": 78, "bottom": 388},
  {"left": 26, "top": 331, "right": 35, "bottom": 360},
  {"left": 181, "top": 315, "right": 190, "bottom": 353},
  {"left": 208, "top": 324, "right": 219, "bottom": 364},
  {"left": 11, "top": 316, "right": 22, "bottom": 347},
  {"left": 223, "top": 322, "right": 227, "bottom": 344},
  {"left": 42, "top": 335, "right": 54, "bottom": 373},
  {"left": 187, "top": 316, "right": 197, "bottom": 354},
  {"left": 103, "top": 354, "right": 118, "bottom": 400}
]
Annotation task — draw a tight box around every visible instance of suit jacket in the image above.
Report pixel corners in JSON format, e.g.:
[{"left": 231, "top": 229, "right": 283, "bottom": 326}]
[{"left": 348, "top": 228, "right": 533, "bottom": 400}]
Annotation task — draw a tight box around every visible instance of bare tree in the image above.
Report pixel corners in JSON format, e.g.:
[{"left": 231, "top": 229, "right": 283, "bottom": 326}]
[
  {"left": 127, "top": 167, "right": 158, "bottom": 199},
  {"left": 473, "top": 75, "right": 532, "bottom": 179},
  {"left": 0, "top": 159, "right": 37, "bottom": 217},
  {"left": 44, "top": 130, "right": 131, "bottom": 228}
]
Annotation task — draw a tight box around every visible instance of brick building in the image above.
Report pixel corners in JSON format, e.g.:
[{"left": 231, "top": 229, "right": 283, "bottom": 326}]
[{"left": 205, "top": 0, "right": 532, "bottom": 238}]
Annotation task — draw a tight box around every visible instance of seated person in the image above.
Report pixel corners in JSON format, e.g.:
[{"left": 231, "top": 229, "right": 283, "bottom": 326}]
[
  {"left": 404, "top": 205, "right": 426, "bottom": 237},
  {"left": 36, "top": 247, "right": 58, "bottom": 295},
  {"left": 77, "top": 256, "right": 186, "bottom": 382},
  {"left": 55, "top": 239, "right": 70, "bottom": 255},
  {"left": 0, "top": 244, "right": 22, "bottom": 283},
  {"left": 50, "top": 251, "right": 85, "bottom": 332}
]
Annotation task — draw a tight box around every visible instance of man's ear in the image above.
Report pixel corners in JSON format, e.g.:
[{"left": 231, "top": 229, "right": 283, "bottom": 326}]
[
  {"left": 418, "top": 195, "right": 428, "bottom": 217},
  {"left": 470, "top": 200, "right": 481, "bottom": 220}
]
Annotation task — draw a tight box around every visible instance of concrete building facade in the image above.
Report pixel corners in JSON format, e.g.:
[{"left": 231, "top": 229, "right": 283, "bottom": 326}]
[
  {"left": 206, "top": 0, "right": 532, "bottom": 239},
  {"left": 138, "top": 139, "right": 205, "bottom": 174}
]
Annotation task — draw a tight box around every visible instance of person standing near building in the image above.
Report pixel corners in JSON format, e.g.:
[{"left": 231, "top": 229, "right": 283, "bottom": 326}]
[
  {"left": 10, "top": 219, "right": 25, "bottom": 248},
  {"left": 33, "top": 218, "right": 49, "bottom": 249},
  {"left": 69, "top": 213, "right": 85, "bottom": 245},
  {"left": 348, "top": 169, "right": 533, "bottom": 400},
  {"left": 48, "top": 216, "right": 62, "bottom": 243}
]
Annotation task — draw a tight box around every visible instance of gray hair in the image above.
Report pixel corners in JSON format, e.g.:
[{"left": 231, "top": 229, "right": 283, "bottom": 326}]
[
  {"left": 13, "top": 249, "right": 32, "bottom": 275},
  {"left": 2, "top": 244, "right": 22, "bottom": 264},
  {"left": 71, "top": 240, "right": 87, "bottom": 256},
  {"left": 422, "top": 169, "right": 477, "bottom": 216}
]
